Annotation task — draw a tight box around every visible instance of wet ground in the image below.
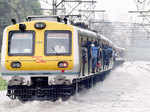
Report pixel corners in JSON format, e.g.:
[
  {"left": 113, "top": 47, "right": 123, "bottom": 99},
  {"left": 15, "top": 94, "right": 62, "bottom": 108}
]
[{"left": 0, "top": 61, "right": 150, "bottom": 112}]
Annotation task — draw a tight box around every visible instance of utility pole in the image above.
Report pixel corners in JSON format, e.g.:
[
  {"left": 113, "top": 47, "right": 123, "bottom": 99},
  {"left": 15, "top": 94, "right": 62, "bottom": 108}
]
[
  {"left": 79, "top": 10, "right": 106, "bottom": 28},
  {"left": 52, "top": 0, "right": 56, "bottom": 15},
  {"left": 52, "top": 0, "right": 66, "bottom": 15},
  {"left": 42, "top": 0, "right": 102, "bottom": 27},
  {"left": 128, "top": 10, "right": 150, "bottom": 39},
  {"left": 51, "top": 0, "right": 97, "bottom": 20}
]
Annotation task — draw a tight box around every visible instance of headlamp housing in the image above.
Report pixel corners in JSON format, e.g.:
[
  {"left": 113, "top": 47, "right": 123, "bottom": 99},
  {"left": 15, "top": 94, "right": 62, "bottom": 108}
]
[
  {"left": 58, "top": 61, "right": 68, "bottom": 68},
  {"left": 11, "top": 61, "right": 21, "bottom": 68},
  {"left": 34, "top": 22, "right": 46, "bottom": 29}
]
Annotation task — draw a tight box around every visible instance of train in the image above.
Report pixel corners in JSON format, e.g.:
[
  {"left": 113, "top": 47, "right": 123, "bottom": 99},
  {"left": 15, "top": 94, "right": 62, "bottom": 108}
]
[{"left": 0, "top": 16, "right": 124, "bottom": 101}]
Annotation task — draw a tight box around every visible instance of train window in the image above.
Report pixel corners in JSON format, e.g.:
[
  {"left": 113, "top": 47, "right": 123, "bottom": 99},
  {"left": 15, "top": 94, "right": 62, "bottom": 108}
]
[
  {"left": 45, "top": 30, "right": 72, "bottom": 55},
  {"left": 8, "top": 31, "right": 35, "bottom": 56}
]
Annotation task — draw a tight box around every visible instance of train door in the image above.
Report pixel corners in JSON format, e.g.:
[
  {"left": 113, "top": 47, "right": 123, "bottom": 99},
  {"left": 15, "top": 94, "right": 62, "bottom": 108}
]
[
  {"left": 81, "top": 37, "right": 88, "bottom": 76},
  {"left": 86, "top": 37, "right": 96, "bottom": 74},
  {"left": 101, "top": 40, "right": 105, "bottom": 71},
  {"left": 98, "top": 39, "right": 103, "bottom": 72},
  {"left": 78, "top": 33, "right": 88, "bottom": 76}
]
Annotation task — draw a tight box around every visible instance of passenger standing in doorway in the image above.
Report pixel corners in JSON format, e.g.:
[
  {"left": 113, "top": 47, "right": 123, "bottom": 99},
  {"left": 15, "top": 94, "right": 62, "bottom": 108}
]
[
  {"left": 97, "top": 43, "right": 102, "bottom": 72},
  {"left": 107, "top": 46, "right": 113, "bottom": 66},
  {"left": 102, "top": 44, "right": 109, "bottom": 69},
  {"left": 91, "top": 42, "right": 99, "bottom": 73},
  {"left": 86, "top": 39, "right": 93, "bottom": 74},
  {"left": 81, "top": 40, "right": 87, "bottom": 76},
  {"left": 102, "top": 43, "right": 105, "bottom": 70}
]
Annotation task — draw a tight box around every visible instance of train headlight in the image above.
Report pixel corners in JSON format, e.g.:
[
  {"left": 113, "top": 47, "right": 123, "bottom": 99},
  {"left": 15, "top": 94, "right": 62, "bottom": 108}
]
[
  {"left": 11, "top": 62, "right": 21, "bottom": 68},
  {"left": 34, "top": 22, "right": 46, "bottom": 29},
  {"left": 19, "top": 24, "right": 26, "bottom": 31},
  {"left": 58, "top": 61, "right": 68, "bottom": 68}
]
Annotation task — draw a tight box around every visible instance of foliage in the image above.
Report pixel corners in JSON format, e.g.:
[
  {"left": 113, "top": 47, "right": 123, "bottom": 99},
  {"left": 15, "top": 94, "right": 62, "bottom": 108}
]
[
  {"left": 0, "top": 77, "right": 7, "bottom": 91},
  {"left": 0, "top": 0, "right": 43, "bottom": 51},
  {"left": 0, "top": 0, "right": 42, "bottom": 23}
]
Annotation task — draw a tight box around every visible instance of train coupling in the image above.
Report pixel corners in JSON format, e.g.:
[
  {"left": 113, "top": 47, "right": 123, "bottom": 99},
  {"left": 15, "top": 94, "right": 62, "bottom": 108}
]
[{"left": 49, "top": 76, "right": 71, "bottom": 85}]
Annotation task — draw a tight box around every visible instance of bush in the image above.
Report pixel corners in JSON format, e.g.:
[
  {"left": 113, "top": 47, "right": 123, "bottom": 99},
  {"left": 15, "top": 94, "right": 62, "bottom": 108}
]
[{"left": 0, "top": 77, "right": 7, "bottom": 90}]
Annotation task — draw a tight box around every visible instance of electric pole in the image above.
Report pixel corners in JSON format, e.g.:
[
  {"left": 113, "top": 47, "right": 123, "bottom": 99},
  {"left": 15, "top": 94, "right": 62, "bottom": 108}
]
[{"left": 42, "top": 0, "right": 97, "bottom": 22}]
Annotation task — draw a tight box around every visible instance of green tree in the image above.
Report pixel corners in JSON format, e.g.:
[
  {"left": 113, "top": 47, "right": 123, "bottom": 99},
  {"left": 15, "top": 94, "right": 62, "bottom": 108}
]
[
  {"left": 0, "top": 0, "right": 42, "bottom": 22},
  {"left": 0, "top": 0, "right": 43, "bottom": 50}
]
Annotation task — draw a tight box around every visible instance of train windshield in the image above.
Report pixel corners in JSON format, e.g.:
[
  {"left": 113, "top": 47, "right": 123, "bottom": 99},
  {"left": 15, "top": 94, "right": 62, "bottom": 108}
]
[
  {"left": 8, "top": 32, "right": 34, "bottom": 56},
  {"left": 45, "top": 30, "right": 72, "bottom": 55}
]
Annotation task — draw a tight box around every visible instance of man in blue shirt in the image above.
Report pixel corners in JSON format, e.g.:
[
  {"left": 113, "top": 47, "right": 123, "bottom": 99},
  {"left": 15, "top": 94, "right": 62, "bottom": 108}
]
[{"left": 91, "top": 43, "right": 99, "bottom": 73}]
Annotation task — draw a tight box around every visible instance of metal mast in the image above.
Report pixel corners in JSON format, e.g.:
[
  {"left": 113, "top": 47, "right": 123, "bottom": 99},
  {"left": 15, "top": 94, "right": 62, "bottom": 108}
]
[
  {"left": 40, "top": 0, "right": 98, "bottom": 23},
  {"left": 131, "top": 0, "right": 150, "bottom": 36}
]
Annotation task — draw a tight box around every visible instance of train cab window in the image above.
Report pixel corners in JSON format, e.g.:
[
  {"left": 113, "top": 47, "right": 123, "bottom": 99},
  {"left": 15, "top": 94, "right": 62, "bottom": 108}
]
[
  {"left": 45, "top": 30, "right": 72, "bottom": 55},
  {"left": 8, "top": 31, "right": 35, "bottom": 56}
]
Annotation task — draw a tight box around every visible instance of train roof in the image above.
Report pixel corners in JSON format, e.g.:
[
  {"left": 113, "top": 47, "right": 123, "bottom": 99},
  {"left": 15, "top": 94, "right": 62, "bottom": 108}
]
[
  {"left": 74, "top": 26, "right": 97, "bottom": 38},
  {"left": 26, "top": 15, "right": 121, "bottom": 47},
  {"left": 72, "top": 25, "right": 119, "bottom": 48},
  {"left": 10, "top": 15, "right": 122, "bottom": 50}
]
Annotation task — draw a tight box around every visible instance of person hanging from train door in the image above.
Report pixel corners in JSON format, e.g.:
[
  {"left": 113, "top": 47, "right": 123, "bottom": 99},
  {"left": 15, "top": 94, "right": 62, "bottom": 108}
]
[
  {"left": 96, "top": 40, "right": 102, "bottom": 72},
  {"left": 102, "top": 42, "right": 106, "bottom": 70},
  {"left": 107, "top": 46, "right": 113, "bottom": 67},
  {"left": 105, "top": 44, "right": 110, "bottom": 69},
  {"left": 86, "top": 38, "right": 93, "bottom": 74},
  {"left": 91, "top": 41, "right": 99, "bottom": 73},
  {"left": 94, "top": 40, "right": 100, "bottom": 72},
  {"left": 81, "top": 40, "right": 87, "bottom": 76},
  {"left": 112, "top": 49, "right": 116, "bottom": 62},
  {"left": 102, "top": 43, "right": 109, "bottom": 70}
]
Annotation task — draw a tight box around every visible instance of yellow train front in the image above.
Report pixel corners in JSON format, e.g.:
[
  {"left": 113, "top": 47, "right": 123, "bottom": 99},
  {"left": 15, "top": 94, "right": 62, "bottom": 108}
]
[{"left": 0, "top": 17, "right": 114, "bottom": 101}]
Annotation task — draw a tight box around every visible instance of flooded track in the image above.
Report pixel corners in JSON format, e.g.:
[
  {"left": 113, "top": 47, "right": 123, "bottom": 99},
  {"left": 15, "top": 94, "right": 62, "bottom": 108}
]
[{"left": 1, "top": 61, "right": 150, "bottom": 112}]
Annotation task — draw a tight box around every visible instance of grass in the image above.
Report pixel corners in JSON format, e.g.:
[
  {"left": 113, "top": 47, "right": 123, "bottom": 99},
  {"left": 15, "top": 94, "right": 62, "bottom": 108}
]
[
  {"left": 0, "top": 77, "right": 7, "bottom": 91},
  {"left": 0, "top": 53, "right": 6, "bottom": 90}
]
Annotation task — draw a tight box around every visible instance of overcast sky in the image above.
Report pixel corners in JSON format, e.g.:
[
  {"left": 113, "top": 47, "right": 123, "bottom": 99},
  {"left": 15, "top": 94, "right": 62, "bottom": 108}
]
[{"left": 96, "top": 0, "right": 137, "bottom": 22}]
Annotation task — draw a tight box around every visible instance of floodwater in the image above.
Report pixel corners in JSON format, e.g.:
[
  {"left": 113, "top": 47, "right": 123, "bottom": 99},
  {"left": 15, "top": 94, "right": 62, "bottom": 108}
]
[{"left": 0, "top": 61, "right": 150, "bottom": 112}]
